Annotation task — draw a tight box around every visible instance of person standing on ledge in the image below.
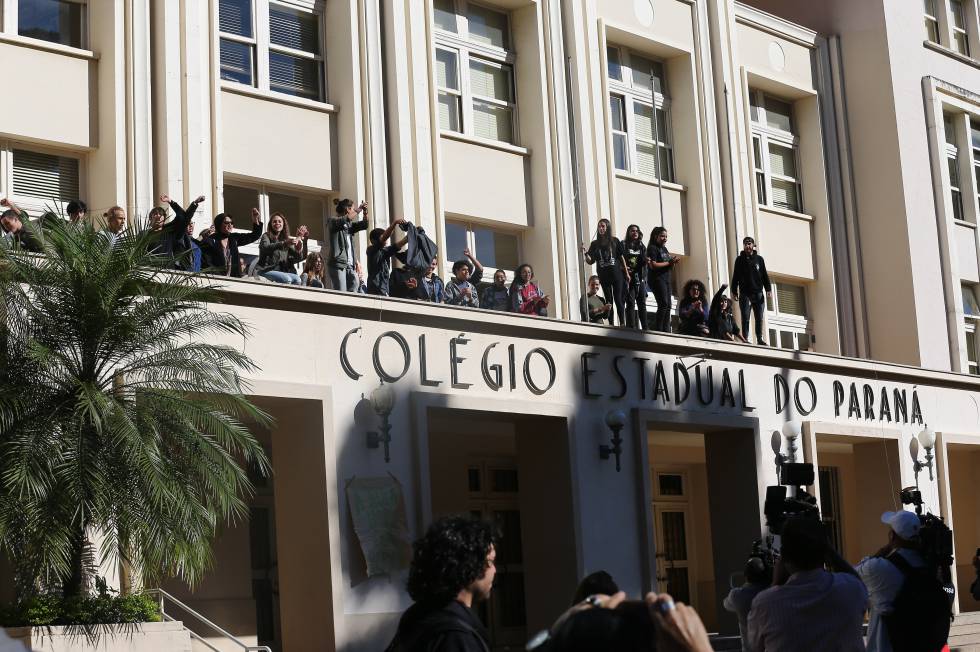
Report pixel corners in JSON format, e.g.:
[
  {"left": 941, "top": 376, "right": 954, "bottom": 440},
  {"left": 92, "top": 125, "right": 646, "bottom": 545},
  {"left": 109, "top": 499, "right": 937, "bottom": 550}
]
[
  {"left": 730, "top": 236, "right": 772, "bottom": 346},
  {"left": 387, "top": 517, "right": 495, "bottom": 652}
]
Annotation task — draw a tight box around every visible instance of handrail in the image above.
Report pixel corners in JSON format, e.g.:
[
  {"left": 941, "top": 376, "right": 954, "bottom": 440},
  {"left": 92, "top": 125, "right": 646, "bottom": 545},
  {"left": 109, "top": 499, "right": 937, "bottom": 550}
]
[{"left": 149, "top": 588, "right": 272, "bottom": 652}]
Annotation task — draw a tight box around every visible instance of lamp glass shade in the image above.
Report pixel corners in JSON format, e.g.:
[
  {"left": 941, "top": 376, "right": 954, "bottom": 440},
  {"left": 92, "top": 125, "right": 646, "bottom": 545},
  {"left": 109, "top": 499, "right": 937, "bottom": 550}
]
[
  {"left": 369, "top": 384, "right": 396, "bottom": 416},
  {"left": 781, "top": 420, "right": 802, "bottom": 441},
  {"left": 918, "top": 427, "right": 937, "bottom": 450},
  {"left": 605, "top": 409, "right": 627, "bottom": 429}
]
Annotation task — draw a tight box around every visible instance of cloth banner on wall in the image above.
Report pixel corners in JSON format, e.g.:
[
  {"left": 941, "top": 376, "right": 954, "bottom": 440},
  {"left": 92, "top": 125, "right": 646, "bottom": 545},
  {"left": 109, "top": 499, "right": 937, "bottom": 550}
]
[{"left": 345, "top": 475, "right": 412, "bottom": 577}]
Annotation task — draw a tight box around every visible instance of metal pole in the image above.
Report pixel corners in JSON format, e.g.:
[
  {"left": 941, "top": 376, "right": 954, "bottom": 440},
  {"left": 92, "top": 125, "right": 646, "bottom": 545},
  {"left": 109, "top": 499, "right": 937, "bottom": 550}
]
[{"left": 651, "top": 71, "right": 666, "bottom": 228}]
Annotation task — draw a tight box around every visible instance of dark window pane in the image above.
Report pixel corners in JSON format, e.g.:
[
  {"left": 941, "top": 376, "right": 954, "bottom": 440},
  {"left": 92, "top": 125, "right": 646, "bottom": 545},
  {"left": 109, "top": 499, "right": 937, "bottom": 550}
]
[
  {"left": 269, "top": 52, "right": 320, "bottom": 100},
  {"left": 658, "top": 473, "right": 683, "bottom": 496},
  {"left": 219, "top": 0, "right": 252, "bottom": 37},
  {"left": 445, "top": 222, "right": 468, "bottom": 260},
  {"left": 468, "top": 467, "right": 481, "bottom": 492},
  {"left": 18, "top": 0, "right": 82, "bottom": 47},
  {"left": 660, "top": 511, "right": 687, "bottom": 561},
  {"left": 474, "top": 227, "right": 519, "bottom": 271},
  {"left": 491, "top": 469, "right": 519, "bottom": 493},
  {"left": 665, "top": 567, "right": 690, "bottom": 604},
  {"left": 495, "top": 571, "right": 527, "bottom": 627},
  {"left": 270, "top": 5, "right": 318, "bottom": 53},
  {"left": 220, "top": 39, "right": 255, "bottom": 85},
  {"left": 492, "top": 510, "right": 522, "bottom": 563}
]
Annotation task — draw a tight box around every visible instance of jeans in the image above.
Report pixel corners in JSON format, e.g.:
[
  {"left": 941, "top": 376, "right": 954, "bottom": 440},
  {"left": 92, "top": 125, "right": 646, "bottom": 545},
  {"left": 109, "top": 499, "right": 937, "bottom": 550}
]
[
  {"left": 625, "top": 279, "right": 648, "bottom": 330},
  {"left": 328, "top": 266, "right": 356, "bottom": 292},
  {"left": 598, "top": 266, "right": 626, "bottom": 326},
  {"left": 261, "top": 271, "right": 302, "bottom": 285},
  {"left": 649, "top": 275, "right": 672, "bottom": 332},
  {"left": 739, "top": 292, "right": 766, "bottom": 341}
]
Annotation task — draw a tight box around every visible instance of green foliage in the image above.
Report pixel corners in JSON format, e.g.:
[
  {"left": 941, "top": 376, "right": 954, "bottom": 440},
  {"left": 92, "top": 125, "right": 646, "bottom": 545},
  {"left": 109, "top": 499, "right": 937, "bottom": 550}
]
[
  {"left": 0, "top": 218, "right": 273, "bottom": 598},
  {"left": 0, "top": 593, "right": 161, "bottom": 626}
]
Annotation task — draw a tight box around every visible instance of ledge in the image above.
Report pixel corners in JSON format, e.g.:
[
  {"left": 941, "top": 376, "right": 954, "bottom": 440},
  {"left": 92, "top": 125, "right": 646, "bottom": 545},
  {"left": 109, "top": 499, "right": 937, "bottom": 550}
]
[
  {"left": 0, "top": 33, "right": 98, "bottom": 60},
  {"left": 954, "top": 219, "right": 977, "bottom": 229},
  {"left": 439, "top": 130, "right": 530, "bottom": 157},
  {"left": 198, "top": 272, "right": 980, "bottom": 393},
  {"left": 614, "top": 171, "right": 686, "bottom": 193},
  {"left": 923, "top": 40, "right": 980, "bottom": 70},
  {"left": 221, "top": 82, "right": 338, "bottom": 113},
  {"left": 758, "top": 205, "right": 814, "bottom": 222}
]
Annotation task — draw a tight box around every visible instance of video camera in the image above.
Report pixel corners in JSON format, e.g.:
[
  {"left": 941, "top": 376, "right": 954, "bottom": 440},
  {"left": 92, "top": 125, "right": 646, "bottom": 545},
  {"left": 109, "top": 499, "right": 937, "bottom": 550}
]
[
  {"left": 763, "top": 462, "right": 820, "bottom": 535},
  {"left": 899, "top": 486, "right": 954, "bottom": 581}
]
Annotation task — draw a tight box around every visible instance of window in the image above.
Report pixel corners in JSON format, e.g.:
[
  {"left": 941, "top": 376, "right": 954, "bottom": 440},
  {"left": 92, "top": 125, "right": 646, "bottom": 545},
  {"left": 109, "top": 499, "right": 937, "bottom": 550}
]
[
  {"left": 218, "top": 0, "right": 324, "bottom": 101},
  {"left": 750, "top": 90, "right": 803, "bottom": 213},
  {"left": 16, "top": 0, "right": 84, "bottom": 48},
  {"left": 433, "top": 0, "right": 517, "bottom": 145},
  {"left": 950, "top": 0, "right": 970, "bottom": 56},
  {"left": 444, "top": 220, "right": 519, "bottom": 275},
  {"left": 944, "top": 114, "right": 968, "bottom": 222},
  {"left": 765, "top": 280, "right": 811, "bottom": 351},
  {"left": 222, "top": 181, "right": 326, "bottom": 257},
  {"left": 964, "top": 285, "right": 980, "bottom": 374},
  {"left": 0, "top": 144, "right": 81, "bottom": 216},
  {"left": 973, "top": 121, "right": 980, "bottom": 212},
  {"left": 924, "top": 0, "right": 941, "bottom": 43},
  {"left": 605, "top": 45, "right": 674, "bottom": 182}
]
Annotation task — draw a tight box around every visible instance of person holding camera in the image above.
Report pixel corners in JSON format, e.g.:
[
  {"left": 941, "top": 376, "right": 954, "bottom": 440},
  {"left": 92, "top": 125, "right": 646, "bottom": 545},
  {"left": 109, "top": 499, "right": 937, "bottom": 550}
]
[
  {"left": 747, "top": 517, "right": 866, "bottom": 652},
  {"left": 723, "top": 557, "right": 770, "bottom": 652},
  {"left": 327, "top": 198, "right": 369, "bottom": 292},
  {"left": 856, "top": 510, "right": 951, "bottom": 652}
]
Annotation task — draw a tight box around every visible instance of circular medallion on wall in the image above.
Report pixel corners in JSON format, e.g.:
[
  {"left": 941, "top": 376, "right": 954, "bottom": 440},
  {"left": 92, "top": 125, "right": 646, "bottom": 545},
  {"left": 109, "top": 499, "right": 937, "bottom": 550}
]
[
  {"left": 634, "top": 0, "right": 655, "bottom": 27},
  {"left": 768, "top": 41, "right": 786, "bottom": 71}
]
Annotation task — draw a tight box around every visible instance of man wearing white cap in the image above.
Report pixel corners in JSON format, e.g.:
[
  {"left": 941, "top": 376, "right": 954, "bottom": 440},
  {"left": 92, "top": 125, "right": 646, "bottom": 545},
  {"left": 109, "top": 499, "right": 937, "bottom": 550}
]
[{"left": 855, "top": 510, "right": 926, "bottom": 652}]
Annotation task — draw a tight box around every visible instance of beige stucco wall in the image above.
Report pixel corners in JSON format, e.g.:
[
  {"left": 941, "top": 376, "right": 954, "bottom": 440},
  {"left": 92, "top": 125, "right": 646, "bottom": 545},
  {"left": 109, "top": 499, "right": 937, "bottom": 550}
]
[{"left": 439, "top": 138, "right": 529, "bottom": 227}]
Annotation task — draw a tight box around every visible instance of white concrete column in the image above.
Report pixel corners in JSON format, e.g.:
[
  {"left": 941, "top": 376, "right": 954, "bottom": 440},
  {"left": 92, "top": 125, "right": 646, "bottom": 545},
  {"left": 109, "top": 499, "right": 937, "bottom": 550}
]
[
  {"left": 127, "top": 0, "right": 155, "bottom": 217},
  {"left": 180, "top": 0, "right": 216, "bottom": 208},
  {"left": 360, "top": 0, "right": 389, "bottom": 225},
  {"left": 151, "top": 0, "right": 185, "bottom": 204}
]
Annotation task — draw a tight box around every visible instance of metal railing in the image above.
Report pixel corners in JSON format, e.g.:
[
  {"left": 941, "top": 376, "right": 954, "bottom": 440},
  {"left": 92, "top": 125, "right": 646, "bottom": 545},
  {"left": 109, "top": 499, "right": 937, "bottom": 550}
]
[{"left": 148, "top": 588, "right": 272, "bottom": 652}]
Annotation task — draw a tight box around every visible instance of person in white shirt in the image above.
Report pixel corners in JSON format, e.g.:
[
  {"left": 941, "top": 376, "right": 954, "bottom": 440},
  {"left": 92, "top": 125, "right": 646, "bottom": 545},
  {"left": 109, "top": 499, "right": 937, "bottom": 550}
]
[
  {"left": 747, "top": 517, "right": 867, "bottom": 652},
  {"left": 855, "top": 510, "right": 928, "bottom": 652}
]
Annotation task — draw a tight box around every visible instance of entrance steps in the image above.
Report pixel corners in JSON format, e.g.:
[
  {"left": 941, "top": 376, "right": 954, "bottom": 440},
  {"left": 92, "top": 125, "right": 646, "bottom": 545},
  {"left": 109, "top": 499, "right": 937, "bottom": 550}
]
[{"left": 950, "top": 611, "right": 980, "bottom": 651}]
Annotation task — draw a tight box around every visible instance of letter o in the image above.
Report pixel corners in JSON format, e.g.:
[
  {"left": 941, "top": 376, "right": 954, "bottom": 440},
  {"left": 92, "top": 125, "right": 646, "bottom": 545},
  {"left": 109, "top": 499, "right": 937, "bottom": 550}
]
[
  {"left": 523, "top": 348, "right": 556, "bottom": 395},
  {"left": 372, "top": 331, "right": 411, "bottom": 383},
  {"left": 794, "top": 377, "right": 817, "bottom": 416}
]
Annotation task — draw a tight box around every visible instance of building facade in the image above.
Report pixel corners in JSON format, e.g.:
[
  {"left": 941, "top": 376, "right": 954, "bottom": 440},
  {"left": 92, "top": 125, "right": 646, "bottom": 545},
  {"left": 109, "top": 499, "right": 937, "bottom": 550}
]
[{"left": 2, "top": 0, "right": 980, "bottom": 650}]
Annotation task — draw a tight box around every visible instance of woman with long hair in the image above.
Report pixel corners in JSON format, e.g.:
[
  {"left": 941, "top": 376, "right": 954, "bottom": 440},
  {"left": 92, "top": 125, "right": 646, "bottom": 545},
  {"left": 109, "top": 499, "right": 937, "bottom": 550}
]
[
  {"left": 301, "top": 251, "right": 327, "bottom": 288},
  {"left": 646, "top": 226, "right": 679, "bottom": 332},
  {"left": 622, "top": 224, "right": 648, "bottom": 330},
  {"left": 256, "top": 211, "right": 303, "bottom": 284},
  {"left": 510, "top": 264, "right": 550, "bottom": 316},
  {"left": 199, "top": 207, "right": 263, "bottom": 277},
  {"left": 327, "top": 197, "right": 369, "bottom": 292},
  {"left": 708, "top": 284, "right": 747, "bottom": 342},
  {"left": 581, "top": 218, "right": 627, "bottom": 326},
  {"left": 678, "top": 279, "right": 709, "bottom": 337}
]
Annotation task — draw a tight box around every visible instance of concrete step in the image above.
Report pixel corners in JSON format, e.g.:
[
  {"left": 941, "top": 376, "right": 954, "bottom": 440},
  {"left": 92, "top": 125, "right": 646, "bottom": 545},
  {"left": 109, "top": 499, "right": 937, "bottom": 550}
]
[
  {"left": 950, "top": 631, "right": 980, "bottom": 647},
  {"left": 951, "top": 622, "right": 980, "bottom": 636},
  {"left": 956, "top": 611, "right": 980, "bottom": 626}
]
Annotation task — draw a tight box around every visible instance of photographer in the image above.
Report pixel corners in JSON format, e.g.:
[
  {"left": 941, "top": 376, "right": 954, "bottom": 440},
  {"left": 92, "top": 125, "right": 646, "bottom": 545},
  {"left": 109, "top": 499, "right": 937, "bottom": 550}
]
[
  {"left": 723, "top": 557, "right": 770, "bottom": 652},
  {"left": 856, "top": 510, "right": 951, "bottom": 652},
  {"left": 747, "top": 517, "right": 866, "bottom": 652}
]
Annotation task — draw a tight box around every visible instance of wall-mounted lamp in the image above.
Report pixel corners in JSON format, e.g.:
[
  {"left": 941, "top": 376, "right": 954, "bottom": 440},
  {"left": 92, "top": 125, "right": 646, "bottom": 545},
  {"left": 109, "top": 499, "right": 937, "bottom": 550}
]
[
  {"left": 911, "top": 425, "right": 936, "bottom": 482},
  {"left": 599, "top": 410, "right": 627, "bottom": 472},
  {"left": 366, "top": 382, "right": 396, "bottom": 462},
  {"left": 781, "top": 420, "right": 803, "bottom": 464}
]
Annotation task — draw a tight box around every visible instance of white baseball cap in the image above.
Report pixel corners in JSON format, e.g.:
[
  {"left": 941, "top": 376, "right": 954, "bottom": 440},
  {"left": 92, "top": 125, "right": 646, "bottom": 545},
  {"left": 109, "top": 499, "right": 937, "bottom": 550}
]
[{"left": 881, "top": 510, "right": 921, "bottom": 540}]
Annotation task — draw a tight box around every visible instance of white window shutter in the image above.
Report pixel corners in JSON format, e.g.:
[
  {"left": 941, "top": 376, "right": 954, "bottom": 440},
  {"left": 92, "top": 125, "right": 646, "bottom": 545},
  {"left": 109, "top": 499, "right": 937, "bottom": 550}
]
[{"left": 12, "top": 150, "right": 80, "bottom": 204}]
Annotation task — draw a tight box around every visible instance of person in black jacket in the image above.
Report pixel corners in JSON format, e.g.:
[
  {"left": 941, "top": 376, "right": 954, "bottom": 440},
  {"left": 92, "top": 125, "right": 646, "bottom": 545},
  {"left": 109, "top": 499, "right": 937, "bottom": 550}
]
[
  {"left": 149, "top": 193, "right": 203, "bottom": 270},
  {"left": 200, "top": 207, "right": 263, "bottom": 277},
  {"left": 730, "top": 236, "right": 772, "bottom": 346},
  {"left": 387, "top": 517, "right": 495, "bottom": 652},
  {"left": 646, "top": 226, "right": 679, "bottom": 332},
  {"left": 622, "top": 224, "right": 648, "bottom": 330},
  {"left": 708, "top": 284, "right": 747, "bottom": 343},
  {"left": 581, "top": 218, "right": 627, "bottom": 326}
]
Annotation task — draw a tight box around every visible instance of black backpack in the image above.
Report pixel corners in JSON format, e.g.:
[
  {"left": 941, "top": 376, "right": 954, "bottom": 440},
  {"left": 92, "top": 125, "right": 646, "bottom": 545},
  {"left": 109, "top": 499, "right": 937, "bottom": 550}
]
[
  {"left": 882, "top": 552, "right": 952, "bottom": 652},
  {"left": 396, "top": 222, "right": 438, "bottom": 272}
]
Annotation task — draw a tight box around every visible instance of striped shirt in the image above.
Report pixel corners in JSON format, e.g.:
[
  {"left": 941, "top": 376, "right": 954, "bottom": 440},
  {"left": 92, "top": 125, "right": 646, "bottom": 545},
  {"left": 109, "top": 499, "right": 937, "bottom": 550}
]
[{"left": 747, "top": 569, "right": 868, "bottom": 652}]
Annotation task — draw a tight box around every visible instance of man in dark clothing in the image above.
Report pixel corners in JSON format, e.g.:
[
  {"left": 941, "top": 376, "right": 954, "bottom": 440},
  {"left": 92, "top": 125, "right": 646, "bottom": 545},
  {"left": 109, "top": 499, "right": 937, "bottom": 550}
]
[
  {"left": 387, "top": 517, "right": 495, "bottom": 652},
  {"left": 366, "top": 218, "right": 408, "bottom": 296},
  {"left": 730, "top": 236, "right": 772, "bottom": 346},
  {"left": 150, "top": 193, "right": 203, "bottom": 270}
]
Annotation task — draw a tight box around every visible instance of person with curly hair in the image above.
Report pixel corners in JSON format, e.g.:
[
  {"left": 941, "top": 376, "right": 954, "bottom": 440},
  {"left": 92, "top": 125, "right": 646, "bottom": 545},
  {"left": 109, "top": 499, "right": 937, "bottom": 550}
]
[
  {"left": 387, "top": 516, "right": 496, "bottom": 652},
  {"left": 677, "top": 279, "right": 709, "bottom": 337}
]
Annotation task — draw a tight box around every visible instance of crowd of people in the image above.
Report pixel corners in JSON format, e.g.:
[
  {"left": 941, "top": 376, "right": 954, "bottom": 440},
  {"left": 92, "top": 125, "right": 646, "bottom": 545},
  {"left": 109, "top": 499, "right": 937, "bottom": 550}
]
[
  {"left": 579, "top": 223, "right": 773, "bottom": 345},
  {"left": 388, "top": 511, "right": 971, "bottom": 652},
  {"left": 2, "top": 195, "right": 782, "bottom": 338}
]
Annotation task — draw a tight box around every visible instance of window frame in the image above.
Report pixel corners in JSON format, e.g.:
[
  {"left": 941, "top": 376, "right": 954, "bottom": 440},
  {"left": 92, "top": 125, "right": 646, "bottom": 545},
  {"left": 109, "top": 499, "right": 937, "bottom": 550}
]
[
  {"left": 218, "top": 0, "right": 327, "bottom": 103},
  {"left": 0, "top": 140, "right": 84, "bottom": 218},
  {"left": 972, "top": 120, "right": 980, "bottom": 214},
  {"left": 605, "top": 44, "right": 675, "bottom": 183},
  {"left": 945, "top": 115, "right": 968, "bottom": 223},
  {"left": 949, "top": 0, "right": 971, "bottom": 56},
  {"left": 925, "top": 0, "right": 942, "bottom": 43},
  {"left": 433, "top": 0, "right": 518, "bottom": 145},
  {"left": 749, "top": 89, "right": 804, "bottom": 214},
  {"left": 765, "top": 279, "right": 811, "bottom": 351},
  {"left": 5, "top": 0, "right": 88, "bottom": 49},
  {"left": 443, "top": 218, "right": 521, "bottom": 281}
]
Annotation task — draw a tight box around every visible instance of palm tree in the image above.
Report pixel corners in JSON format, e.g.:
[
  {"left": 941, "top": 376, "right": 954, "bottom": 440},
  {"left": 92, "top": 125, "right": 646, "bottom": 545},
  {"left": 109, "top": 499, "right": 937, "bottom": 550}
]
[{"left": 0, "top": 217, "right": 271, "bottom": 600}]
